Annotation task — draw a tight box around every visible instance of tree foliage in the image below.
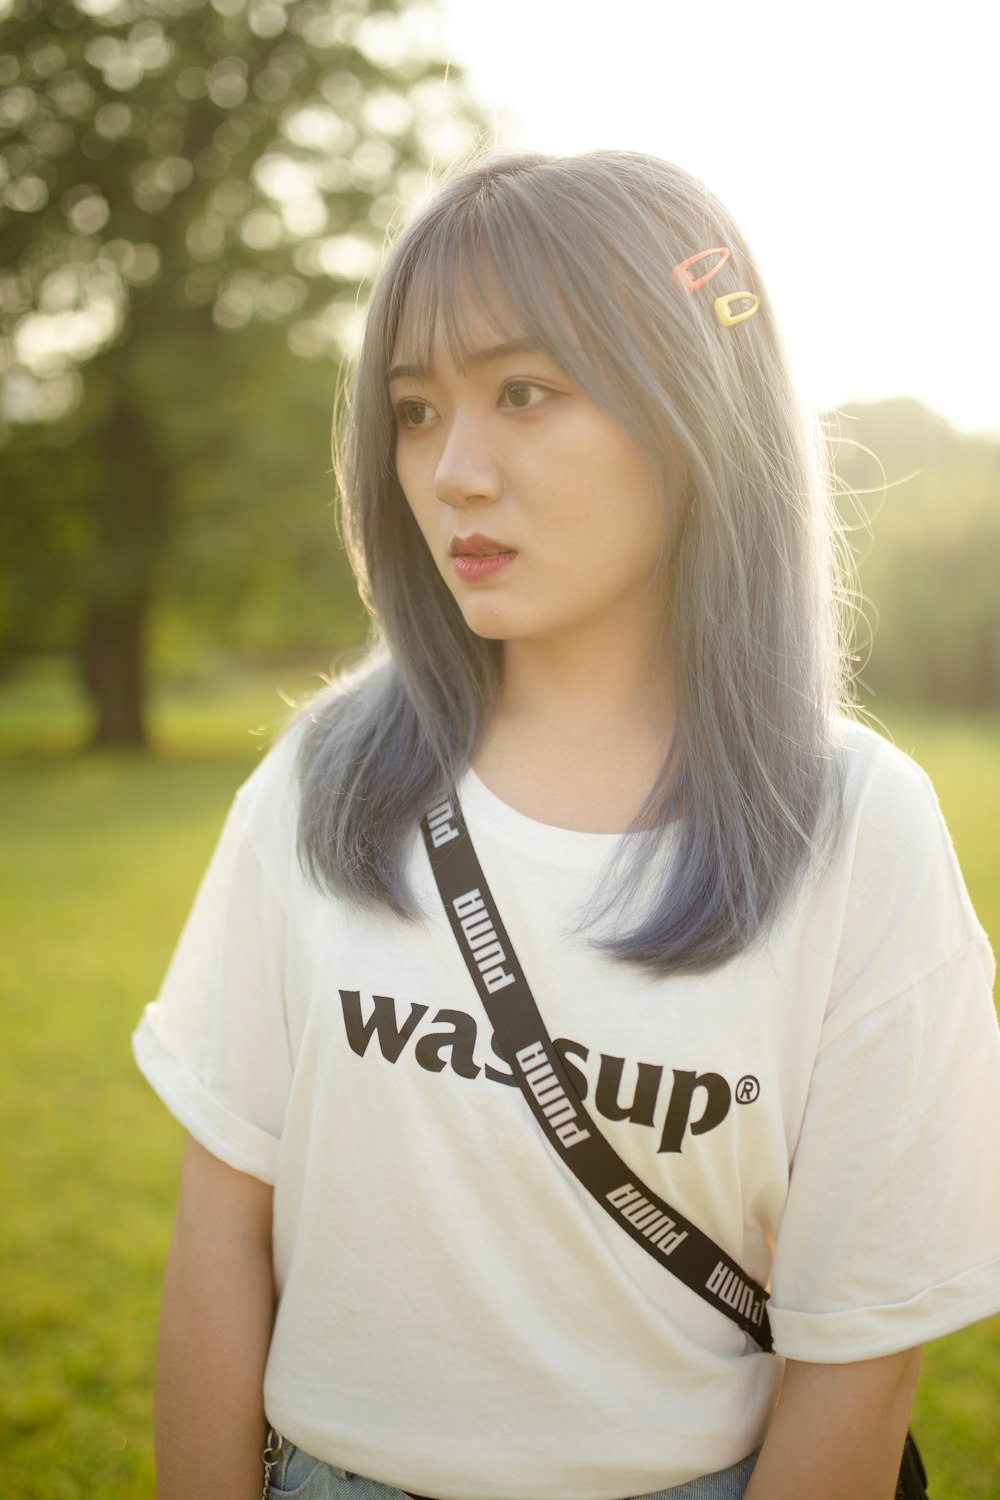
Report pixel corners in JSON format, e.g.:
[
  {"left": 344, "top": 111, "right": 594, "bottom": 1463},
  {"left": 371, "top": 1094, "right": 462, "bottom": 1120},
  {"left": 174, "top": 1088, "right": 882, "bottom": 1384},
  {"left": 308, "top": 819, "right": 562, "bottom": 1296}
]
[
  {"left": 830, "top": 399, "right": 1000, "bottom": 711},
  {"left": 0, "top": 0, "right": 485, "bottom": 743}
]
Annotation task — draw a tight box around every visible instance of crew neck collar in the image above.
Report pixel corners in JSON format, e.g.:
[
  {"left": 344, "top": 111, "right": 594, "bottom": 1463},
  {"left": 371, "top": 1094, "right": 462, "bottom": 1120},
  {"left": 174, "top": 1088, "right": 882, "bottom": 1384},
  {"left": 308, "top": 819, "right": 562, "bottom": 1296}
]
[{"left": 455, "top": 764, "right": 668, "bottom": 865}]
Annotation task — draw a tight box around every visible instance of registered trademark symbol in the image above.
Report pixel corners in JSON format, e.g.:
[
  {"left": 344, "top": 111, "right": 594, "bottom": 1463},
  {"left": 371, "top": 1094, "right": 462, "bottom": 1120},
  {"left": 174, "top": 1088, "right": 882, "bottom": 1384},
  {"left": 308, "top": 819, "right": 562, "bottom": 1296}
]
[{"left": 736, "top": 1075, "right": 760, "bottom": 1104}]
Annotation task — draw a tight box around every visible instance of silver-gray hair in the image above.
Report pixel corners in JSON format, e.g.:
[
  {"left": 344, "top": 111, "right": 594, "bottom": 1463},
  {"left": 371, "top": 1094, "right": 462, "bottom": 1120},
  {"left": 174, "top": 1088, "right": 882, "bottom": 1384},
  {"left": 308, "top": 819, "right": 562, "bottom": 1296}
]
[{"left": 295, "top": 149, "right": 853, "bottom": 974}]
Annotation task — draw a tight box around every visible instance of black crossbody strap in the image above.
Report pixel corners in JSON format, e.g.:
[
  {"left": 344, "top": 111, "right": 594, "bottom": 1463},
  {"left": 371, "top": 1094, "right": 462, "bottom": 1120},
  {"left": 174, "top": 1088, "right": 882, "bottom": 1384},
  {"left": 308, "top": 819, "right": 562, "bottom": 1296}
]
[{"left": 421, "top": 793, "right": 773, "bottom": 1353}]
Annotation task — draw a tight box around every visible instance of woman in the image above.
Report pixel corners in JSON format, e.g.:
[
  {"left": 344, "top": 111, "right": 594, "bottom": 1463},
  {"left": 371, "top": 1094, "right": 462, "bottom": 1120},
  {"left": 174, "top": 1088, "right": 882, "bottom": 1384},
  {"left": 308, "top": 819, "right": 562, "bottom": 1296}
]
[{"left": 134, "top": 151, "right": 1000, "bottom": 1500}]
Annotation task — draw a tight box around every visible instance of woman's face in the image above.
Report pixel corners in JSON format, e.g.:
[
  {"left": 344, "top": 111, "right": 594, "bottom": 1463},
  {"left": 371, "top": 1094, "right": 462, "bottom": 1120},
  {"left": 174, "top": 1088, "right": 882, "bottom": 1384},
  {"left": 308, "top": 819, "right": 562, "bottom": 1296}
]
[{"left": 389, "top": 285, "right": 670, "bottom": 652}]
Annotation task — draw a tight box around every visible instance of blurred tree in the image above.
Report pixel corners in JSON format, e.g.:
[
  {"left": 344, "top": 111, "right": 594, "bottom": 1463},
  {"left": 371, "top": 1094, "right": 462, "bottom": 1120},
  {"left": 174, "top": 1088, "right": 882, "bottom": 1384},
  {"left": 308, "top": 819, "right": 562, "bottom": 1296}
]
[{"left": 0, "top": 0, "right": 485, "bottom": 744}]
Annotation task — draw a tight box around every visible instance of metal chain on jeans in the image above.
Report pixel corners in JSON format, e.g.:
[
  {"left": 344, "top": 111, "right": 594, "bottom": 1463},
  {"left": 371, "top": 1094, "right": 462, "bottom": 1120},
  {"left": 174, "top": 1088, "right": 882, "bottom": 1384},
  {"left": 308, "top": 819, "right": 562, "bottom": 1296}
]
[{"left": 262, "top": 1428, "right": 284, "bottom": 1499}]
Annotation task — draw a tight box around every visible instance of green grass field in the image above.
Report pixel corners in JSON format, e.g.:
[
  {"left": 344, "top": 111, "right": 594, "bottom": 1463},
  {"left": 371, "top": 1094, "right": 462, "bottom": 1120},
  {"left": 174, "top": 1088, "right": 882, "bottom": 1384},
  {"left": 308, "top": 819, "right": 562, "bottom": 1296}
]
[{"left": 1, "top": 664, "right": 998, "bottom": 1497}]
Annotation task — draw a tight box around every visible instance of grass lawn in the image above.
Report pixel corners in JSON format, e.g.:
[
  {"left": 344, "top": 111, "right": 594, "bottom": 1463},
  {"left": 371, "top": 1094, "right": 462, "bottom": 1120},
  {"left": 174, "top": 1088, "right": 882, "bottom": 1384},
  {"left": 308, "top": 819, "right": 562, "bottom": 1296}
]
[{"left": 1, "top": 664, "right": 998, "bottom": 1497}]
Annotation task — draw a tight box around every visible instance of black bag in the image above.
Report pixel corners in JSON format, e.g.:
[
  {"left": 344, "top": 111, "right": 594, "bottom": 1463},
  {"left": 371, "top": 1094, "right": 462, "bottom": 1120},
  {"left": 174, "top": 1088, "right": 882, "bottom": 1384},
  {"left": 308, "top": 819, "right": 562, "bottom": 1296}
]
[
  {"left": 896, "top": 1430, "right": 929, "bottom": 1499},
  {"left": 422, "top": 793, "right": 929, "bottom": 1498}
]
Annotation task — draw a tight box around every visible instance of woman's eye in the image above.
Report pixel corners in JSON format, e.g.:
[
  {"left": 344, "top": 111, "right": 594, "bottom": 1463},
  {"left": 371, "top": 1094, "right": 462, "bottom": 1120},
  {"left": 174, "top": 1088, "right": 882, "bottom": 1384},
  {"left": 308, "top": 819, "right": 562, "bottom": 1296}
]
[
  {"left": 500, "top": 381, "right": 549, "bottom": 410},
  {"left": 396, "top": 399, "right": 434, "bottom": 429}
]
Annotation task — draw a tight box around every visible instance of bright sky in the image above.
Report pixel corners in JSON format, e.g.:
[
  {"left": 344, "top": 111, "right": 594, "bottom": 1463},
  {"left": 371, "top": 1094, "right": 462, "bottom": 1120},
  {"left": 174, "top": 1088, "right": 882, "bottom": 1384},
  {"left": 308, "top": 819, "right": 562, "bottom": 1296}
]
[{"left": 430, "top": 0, "right": 999, "bottom": 437}]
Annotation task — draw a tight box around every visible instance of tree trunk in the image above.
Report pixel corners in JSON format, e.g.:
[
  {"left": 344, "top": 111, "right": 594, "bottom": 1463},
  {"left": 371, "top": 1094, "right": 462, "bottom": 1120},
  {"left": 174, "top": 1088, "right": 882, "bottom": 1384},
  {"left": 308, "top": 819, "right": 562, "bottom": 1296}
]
[
  {"left": 81, "top": 597, "right": 149, "bottom": 748},
  {"left": 77, "top": 379, "right": 167, "bottom": 750}
]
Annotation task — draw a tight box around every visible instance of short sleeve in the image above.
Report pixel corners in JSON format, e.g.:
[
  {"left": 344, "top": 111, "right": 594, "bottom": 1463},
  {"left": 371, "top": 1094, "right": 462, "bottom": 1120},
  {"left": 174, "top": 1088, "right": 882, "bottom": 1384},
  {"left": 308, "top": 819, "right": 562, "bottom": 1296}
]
[
  {"left": 769, "top": 931, "right": 1000, "bottom": 1361},
  {"left": 131, "top": 745, "right": 298, "bottom": 1185}
]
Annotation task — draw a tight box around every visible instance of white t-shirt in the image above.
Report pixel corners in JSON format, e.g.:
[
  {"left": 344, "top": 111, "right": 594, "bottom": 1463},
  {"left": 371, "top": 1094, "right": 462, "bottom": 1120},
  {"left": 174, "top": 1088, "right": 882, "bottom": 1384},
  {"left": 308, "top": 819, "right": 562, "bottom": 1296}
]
[{"left": 133, "top": 713, "right": 1000, "bottom": 1499}]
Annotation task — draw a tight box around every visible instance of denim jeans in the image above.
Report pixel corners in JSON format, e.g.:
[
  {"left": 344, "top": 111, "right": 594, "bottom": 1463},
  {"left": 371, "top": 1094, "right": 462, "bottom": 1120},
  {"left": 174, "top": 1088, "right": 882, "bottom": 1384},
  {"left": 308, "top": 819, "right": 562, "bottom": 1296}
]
[{"left": 264, "top": 1434, "right": 760, "bottom": 1500}]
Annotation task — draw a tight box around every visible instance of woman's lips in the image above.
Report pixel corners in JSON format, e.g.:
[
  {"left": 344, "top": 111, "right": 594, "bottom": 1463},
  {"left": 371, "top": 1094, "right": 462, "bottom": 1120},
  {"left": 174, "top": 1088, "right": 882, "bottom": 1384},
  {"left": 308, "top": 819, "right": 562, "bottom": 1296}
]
[
  {"left": 449, "top": 533, "right": 517, "bottom": 582},
  {"left": 451, "top": 552, "right": 517, "bottom": 582}
]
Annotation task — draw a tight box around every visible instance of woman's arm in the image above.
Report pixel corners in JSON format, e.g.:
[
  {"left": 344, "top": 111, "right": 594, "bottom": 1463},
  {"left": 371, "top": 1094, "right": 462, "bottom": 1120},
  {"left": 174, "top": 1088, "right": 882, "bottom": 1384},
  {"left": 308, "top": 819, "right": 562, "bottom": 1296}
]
[
  {"left": 155, "top": 1134, "right": 276, "bottom": 1500},
  {"left": 743, "top": 1347, "right": 922, "bottom": 1500}
]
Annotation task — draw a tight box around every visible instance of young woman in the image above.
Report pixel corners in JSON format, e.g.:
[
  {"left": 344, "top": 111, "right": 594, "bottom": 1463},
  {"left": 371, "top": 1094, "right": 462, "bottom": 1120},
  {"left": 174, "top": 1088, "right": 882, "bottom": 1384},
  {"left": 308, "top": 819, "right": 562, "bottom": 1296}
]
[{"left": 134, "top": 151, "right": 1000, "bottom": 1500}]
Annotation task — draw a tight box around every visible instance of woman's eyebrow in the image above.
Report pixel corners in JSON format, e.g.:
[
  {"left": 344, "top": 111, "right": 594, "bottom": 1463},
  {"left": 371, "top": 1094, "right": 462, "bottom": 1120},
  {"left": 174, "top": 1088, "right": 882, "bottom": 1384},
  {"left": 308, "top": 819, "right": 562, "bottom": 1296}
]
[{"left": 388, "top": 338, "right": 547, "bottom": 383}]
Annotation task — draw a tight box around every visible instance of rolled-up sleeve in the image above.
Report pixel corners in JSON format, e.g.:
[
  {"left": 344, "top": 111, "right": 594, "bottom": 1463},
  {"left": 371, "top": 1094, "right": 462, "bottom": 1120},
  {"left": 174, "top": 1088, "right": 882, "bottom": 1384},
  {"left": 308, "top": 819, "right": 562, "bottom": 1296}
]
[
  {"left": 769, "top": 932, "right": 1000, "bottom": 1360},
  {"left": 132, "top": 774, "right": 294, "bottom": 1185}
]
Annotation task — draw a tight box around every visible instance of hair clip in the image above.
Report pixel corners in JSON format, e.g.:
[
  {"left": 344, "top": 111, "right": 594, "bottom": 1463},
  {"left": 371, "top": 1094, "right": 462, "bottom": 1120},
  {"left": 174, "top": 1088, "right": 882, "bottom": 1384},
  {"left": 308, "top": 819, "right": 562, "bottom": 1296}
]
[
  {"left": 713, "top": 292, "right": 760, "bottom": 326},
  {"left": 671, "top": 247, "right": 730, "bottom": 292}
]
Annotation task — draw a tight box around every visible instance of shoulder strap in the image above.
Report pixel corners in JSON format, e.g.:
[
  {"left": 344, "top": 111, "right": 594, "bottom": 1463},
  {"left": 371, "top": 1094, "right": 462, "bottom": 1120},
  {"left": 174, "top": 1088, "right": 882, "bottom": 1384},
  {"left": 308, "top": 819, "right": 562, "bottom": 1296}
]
[{"left": 421, "top": 793, "right": 773, "bottom": 1353}]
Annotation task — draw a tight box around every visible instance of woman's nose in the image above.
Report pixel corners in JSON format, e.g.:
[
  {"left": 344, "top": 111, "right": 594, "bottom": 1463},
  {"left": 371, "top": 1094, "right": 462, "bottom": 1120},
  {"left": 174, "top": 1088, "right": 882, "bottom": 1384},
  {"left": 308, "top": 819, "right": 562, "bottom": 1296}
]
[{"left": 433, "top": 414, "right": 503, "bottom": 509}]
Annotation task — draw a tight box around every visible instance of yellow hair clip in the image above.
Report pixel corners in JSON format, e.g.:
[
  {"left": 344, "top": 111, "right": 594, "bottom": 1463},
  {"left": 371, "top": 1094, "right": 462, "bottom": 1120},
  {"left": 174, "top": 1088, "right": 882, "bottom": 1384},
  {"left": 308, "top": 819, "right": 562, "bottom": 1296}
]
[{"left": 714, "top": 292, "right": 760, "bottom": 327}]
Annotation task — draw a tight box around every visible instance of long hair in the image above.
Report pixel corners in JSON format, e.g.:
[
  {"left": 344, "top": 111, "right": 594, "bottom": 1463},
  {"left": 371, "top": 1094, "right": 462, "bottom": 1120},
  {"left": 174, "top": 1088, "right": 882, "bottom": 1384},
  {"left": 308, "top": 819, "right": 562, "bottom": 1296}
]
[{"left": 295, "top": 149, "right": 853, "bottom": 975}]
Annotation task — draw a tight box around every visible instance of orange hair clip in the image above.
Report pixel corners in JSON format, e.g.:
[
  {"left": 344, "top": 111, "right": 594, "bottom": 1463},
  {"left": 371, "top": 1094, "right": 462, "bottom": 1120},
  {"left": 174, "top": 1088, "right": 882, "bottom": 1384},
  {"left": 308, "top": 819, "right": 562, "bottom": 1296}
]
[{"left": 671, "top": 247, "right": 731, "bottom": 292}]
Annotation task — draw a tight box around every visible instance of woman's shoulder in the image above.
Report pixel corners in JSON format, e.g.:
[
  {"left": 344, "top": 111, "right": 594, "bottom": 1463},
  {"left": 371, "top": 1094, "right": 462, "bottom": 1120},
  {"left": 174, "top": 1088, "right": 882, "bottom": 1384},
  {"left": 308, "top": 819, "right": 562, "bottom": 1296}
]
[
  {"left": 822, "top": 712, "right": 988, "bottom": 1000},
  {"left": 237, "top": 707, "right": 307, "bottom": 801},
  {"left": 235, "top": 673, "right": 362, "bottom": 812},
  {"left": 223, "top": 704, "right": 317, "bottom": 881},
  {"left": 830, "top": 712, "right": 956, "bottom": 858},
  {"left": 832, "top": 711, "right": 933, "bottom": 797},
  {"left": 232, "top": 671, "right": 377, "bottom": 860}
]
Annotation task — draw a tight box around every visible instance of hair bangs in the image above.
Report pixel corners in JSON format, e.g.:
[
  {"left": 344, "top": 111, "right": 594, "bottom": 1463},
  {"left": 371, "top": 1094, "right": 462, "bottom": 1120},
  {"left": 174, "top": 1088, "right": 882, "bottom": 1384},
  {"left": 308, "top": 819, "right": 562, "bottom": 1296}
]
[{"left": 388, "top": 193, "right": 602, "bottom": 409}]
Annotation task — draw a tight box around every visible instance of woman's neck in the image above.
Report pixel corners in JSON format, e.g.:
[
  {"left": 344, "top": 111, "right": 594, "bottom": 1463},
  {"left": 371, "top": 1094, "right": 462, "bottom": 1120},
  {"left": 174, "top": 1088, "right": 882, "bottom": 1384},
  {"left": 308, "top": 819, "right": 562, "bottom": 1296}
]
[{"left": 470, "top": 626, "right": 675, "bottom": 834}]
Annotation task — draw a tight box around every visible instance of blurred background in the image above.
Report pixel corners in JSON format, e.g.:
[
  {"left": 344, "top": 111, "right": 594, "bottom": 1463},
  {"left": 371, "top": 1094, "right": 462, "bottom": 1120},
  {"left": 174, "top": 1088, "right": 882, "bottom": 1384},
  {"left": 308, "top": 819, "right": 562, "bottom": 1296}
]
[{"left": 1, "top": 0, "right": 997, "bottom": 1494}]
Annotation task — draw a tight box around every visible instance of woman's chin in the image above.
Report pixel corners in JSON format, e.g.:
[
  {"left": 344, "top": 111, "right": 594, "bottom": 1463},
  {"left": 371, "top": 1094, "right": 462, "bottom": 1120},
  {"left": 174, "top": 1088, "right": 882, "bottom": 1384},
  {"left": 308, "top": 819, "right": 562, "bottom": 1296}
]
[{"left": 456, "top": 604, "right": 523, "bottom": 642}]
